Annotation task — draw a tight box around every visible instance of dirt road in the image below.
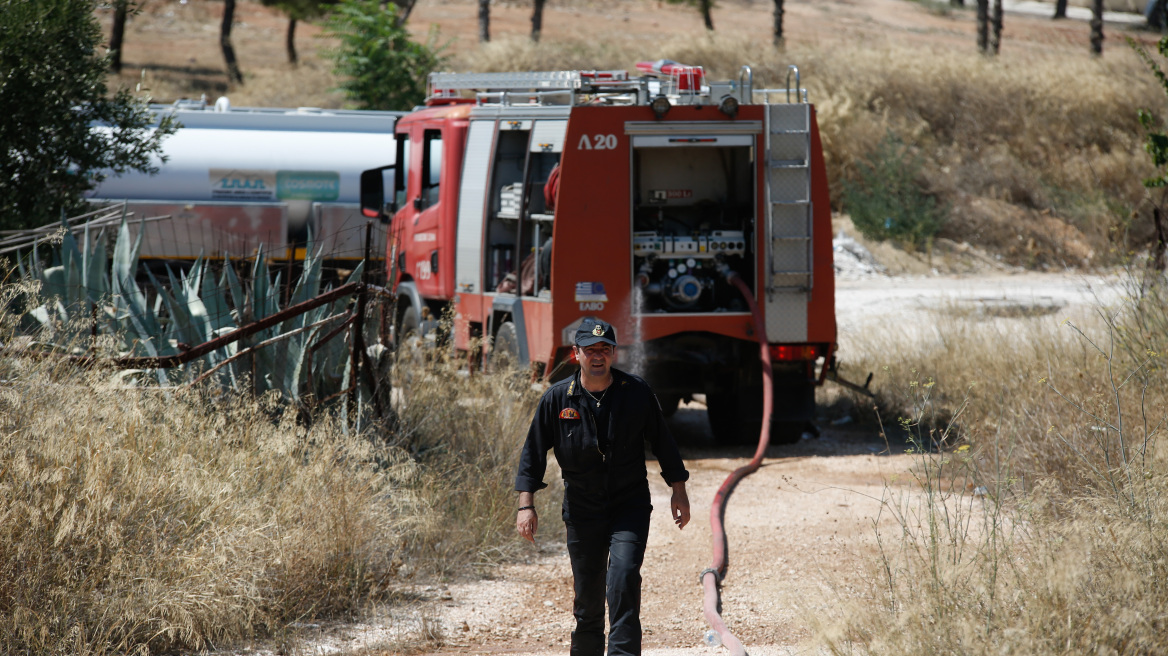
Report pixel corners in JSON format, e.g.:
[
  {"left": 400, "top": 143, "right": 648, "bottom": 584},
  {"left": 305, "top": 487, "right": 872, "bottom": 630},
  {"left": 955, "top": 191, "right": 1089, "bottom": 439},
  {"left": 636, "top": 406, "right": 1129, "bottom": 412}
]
[
  {"left": 285, "top": 270, "right": 1112, "bottom": 656},
  {"left": 315, "top": 424, "right": 910, "bottom": 656}
]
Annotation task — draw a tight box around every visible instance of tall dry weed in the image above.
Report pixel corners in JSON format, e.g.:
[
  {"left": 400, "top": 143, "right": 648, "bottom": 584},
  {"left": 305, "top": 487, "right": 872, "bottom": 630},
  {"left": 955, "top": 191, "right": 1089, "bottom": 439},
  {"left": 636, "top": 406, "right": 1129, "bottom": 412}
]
[
  {"left": 0, "top": 357, "right": 413, "bottom": 653},
  {"left": 0, "top": 290, "right": 547, "bottom": 654},
  {"left": 387, "top": 339, "right": 553, "bottom": 574},
  {"left": 820, "top": 275, "right": 1168, "bottom": 654}
]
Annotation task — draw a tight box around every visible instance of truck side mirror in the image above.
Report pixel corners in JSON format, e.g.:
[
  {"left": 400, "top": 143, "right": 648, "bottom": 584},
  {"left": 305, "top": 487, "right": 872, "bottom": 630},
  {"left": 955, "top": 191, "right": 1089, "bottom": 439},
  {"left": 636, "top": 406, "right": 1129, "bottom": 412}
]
[{"left": 360, "top": 165, "right": 396, "bottom": 221}]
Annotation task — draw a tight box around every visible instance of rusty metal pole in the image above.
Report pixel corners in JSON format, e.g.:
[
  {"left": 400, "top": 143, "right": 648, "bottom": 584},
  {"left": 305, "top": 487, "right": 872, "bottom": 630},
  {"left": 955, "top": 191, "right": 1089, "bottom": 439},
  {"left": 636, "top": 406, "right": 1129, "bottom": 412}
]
[
  {"left": 348, "top": 222, "right": 373, "bottom": 422},
  {"left": 90, "top": 302, "right": 99, "bottom": 353}
]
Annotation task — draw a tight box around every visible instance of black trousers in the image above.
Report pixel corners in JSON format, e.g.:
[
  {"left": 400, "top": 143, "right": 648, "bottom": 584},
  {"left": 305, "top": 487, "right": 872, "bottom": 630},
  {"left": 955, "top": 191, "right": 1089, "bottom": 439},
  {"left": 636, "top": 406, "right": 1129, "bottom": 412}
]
[{"left": 564, "top": 504, "right": 651, "bottom": 656}]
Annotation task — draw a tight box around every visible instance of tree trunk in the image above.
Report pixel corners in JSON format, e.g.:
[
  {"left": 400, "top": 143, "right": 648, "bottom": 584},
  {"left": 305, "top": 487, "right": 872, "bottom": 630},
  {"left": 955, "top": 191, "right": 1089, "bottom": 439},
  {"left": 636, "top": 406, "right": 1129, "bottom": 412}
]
[
  {"left": 1150, "top": 0, "right": 1167, "bottom": 30},
  {"left": 221, "top": 0, "right": 244, "bottom": 83},
  {"left": 1153, "top": 207, "right": 1167, "bottom": 272},
  {"left": 286, "top": 18, "right": 298, "bottom": 66},
  {"left": 531, "top": 0, "right": 545, "bottom": 42},
  {"left": 991, "top": 0, "right": 1003, "bottom": 54},
  {"left": 386, "top": 0, "right": 418, "bottom": 25},
  {"left": 976, "top": 0, "right": 989, "bottom": 52},
  {"left": 478, "top": 0, "right": 490, "bottom": 42},
  {"left": 1053, "top": 0, "right": 1068, "bottom": 18},
  {"left": 700, "top": 0, "right": 715, "bottom": 30},
  {"left": 110, "top": 1, "right": 128, "bottom": 74},
  {"left": 1090, "top": 0, "right": 1103, "bottom": 55},
  {"left": 773, "top": 0, "right": 785, "bottom": 47}
]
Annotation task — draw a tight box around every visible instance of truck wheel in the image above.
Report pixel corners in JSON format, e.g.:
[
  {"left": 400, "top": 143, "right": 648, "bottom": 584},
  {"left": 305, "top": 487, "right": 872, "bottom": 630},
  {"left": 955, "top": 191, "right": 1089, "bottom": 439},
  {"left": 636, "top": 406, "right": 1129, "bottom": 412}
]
[
  {"left": 768, "top": 421, "right": 804, "bottom": 446},
  {"left": 705, "top": 392, "right": 745, "bottom": 444},
  {"left": 399, "top": 305, "right": 420, "bottom": 342},
  {"left": 658, "top": 394, "right": 681, "bottom": 418},
  {"left": 707, "top": 387, "right": 807, "bottom": 446},
  {"left": 490, "top": 320, "right": 521, "bottom": 370}
]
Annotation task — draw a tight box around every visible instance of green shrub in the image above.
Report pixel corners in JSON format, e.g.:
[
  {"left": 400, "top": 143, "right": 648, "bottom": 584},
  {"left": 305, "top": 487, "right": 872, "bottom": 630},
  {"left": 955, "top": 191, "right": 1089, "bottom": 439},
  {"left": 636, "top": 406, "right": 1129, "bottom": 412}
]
[
  {"left": 842, "top": 133, "right": 947, "bottom": 252},
  {"left": 0, "top": 0, "right": 174, "bottom": 230},
  {"left": 322, "top": 0, "right": 446, "bottom": 110}
]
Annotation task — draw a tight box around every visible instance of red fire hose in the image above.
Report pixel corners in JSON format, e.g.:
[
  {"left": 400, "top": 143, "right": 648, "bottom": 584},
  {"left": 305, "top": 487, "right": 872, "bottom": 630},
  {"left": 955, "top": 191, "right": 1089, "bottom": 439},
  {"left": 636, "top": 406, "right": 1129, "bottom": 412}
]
[{"left": 700, "top": 270, "right": 773, "bottom": 655}]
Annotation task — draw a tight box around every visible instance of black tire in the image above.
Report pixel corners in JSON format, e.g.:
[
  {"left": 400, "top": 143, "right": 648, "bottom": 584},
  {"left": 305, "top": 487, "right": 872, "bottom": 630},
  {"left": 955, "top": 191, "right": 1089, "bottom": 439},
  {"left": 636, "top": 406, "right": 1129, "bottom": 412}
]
[
  {"left": 490, "top": 320, "right": 521, "bottom": 370},
  {"left": 395, "top": 304, "right": 427, "bottom": 370},
  {"left": 768, "top": 420, "right": 804, "bottom": 446},
  {"left": 399, "top": 305, "right": 420, "bottom": 341},
  {"left": 658, "top": 394, "right": 682, "bottom": 419},
  {"left": 706, "top": 392, "right": 746, "bottom": 444},
  {"left": 706, "top": 388, "right": 808, "bottom": 446}
]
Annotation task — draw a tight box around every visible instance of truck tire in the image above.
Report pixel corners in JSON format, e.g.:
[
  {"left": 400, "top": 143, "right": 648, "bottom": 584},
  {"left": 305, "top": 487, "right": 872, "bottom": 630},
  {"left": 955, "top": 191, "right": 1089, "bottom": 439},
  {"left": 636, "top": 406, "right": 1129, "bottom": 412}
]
[
  {"left": 400, "top": 306, "right": 419, "bottom": 337},
  {"left": 398, "top": 305, "right": 420, "bottom": 345},
  {"left": 491, "top": 320, "right": 521, "bottom": 370},
  {"left": 705, "top": 392, "right": 745, "bottom": 444},
  {"left": 706, "top": 382, "right": 811, "bottom": 446},
  {"left": 658, "top": 393, "right": 681, "bottom": 419}
]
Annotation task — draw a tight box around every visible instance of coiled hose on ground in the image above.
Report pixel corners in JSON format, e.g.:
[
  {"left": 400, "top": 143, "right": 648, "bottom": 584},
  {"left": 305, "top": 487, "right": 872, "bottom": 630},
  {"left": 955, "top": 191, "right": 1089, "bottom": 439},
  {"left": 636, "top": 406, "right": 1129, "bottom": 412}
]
[{"left": 700, "top": 269, "right": 773, "bottom": 656}]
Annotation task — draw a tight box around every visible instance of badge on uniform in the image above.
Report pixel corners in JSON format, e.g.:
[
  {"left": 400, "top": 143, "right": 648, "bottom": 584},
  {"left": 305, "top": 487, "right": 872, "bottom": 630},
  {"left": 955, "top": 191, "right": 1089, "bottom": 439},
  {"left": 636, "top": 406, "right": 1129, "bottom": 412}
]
[{"left": 559, "top": 408, "right": 580, "bottom": 420}]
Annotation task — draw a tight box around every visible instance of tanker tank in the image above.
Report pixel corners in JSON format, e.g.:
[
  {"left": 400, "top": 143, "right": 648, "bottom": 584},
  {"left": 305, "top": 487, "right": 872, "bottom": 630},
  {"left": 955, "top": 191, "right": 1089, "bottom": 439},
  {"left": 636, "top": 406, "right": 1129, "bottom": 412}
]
[{"left": 87, "top": 97, "right": 402, "bottom": 263}]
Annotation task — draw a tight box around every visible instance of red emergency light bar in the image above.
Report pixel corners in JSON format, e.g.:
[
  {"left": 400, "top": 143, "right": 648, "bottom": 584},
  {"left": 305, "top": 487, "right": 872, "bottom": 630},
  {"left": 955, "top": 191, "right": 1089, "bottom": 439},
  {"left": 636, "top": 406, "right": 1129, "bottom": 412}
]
[
  {"left": 769, "top": 344, "right": 823, "bottom": 362},
  {"left": 635, "top": 59, "right": 705, "bottom": 91}
]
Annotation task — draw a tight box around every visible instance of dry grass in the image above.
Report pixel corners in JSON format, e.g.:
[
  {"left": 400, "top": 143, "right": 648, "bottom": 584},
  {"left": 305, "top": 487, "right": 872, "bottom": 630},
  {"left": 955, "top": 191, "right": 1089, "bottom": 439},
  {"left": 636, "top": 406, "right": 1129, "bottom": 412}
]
[
  {"left": 818, "top": 269, "right": 1168, "bottom": 654},
  {"left": 0, "top": 291, "right": 546, "bottom": 654},
  {"left": 386, "top": 340, "right": 550, "bottom": 577}
]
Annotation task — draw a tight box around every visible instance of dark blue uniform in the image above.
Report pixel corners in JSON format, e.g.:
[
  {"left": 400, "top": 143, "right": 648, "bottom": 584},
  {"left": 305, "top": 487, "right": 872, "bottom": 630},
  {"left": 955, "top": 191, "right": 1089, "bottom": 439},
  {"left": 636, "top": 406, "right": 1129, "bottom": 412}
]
[{"left": 515, "top": 367, "right": 689, "bottom": 656}]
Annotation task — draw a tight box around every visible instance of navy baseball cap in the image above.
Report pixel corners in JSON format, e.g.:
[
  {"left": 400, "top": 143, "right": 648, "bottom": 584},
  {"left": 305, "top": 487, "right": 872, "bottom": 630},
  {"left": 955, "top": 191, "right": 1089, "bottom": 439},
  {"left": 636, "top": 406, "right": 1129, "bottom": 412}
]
[{"left": 575, "top": 318, "right": 617, "bottom": 347}]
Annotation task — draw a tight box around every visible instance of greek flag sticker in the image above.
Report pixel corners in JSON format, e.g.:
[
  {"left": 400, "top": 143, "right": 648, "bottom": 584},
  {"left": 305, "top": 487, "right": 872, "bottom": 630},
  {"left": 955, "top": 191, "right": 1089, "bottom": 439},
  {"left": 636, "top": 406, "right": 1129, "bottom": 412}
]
[{"left": 574, "top": 282, "right": 608, "bottom": 303}]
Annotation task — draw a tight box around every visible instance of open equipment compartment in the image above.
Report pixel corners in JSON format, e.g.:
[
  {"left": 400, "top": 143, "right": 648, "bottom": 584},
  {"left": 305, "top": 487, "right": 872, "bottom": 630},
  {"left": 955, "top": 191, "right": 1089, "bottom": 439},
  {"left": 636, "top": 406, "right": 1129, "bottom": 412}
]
[{"left": 631, "top": 137, "right": 756, "bottom": 314}]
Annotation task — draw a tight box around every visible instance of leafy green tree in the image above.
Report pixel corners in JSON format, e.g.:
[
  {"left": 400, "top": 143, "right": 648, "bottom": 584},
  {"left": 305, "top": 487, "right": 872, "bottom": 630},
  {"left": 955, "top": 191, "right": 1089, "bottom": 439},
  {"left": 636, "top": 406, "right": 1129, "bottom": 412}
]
[
  {"left": 1131, "top": 36, "right": 1168, "bottom": 189},
  {"left": 1131, "top": 35, "right": 1168, "bottom": 271},
  {"left": 0, "top": 0, "right": 175, "bottom": 231},
  {"left": 323, "top": 0, "right": 445, "bottom": 110}
]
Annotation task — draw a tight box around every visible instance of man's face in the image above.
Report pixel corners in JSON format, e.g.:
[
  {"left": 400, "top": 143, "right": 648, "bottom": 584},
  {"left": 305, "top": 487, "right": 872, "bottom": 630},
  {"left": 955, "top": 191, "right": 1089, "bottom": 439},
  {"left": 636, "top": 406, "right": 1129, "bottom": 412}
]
[{"left": 575, "top": 343, "right": 615, "bottom": 380}]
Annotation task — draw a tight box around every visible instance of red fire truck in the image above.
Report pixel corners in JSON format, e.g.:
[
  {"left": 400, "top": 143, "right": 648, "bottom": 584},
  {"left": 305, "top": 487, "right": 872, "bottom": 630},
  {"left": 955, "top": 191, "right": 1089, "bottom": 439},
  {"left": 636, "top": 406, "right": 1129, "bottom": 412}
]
[{"left": 360, "top": 63, "right": 836, "bottom": 443}]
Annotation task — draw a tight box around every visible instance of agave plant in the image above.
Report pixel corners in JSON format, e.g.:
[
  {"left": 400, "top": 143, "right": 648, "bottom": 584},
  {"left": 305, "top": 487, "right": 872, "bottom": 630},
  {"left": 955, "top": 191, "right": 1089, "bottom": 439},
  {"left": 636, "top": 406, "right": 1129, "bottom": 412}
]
[{"left": 18, "top": 211, "right": 381, "bottom": 415}]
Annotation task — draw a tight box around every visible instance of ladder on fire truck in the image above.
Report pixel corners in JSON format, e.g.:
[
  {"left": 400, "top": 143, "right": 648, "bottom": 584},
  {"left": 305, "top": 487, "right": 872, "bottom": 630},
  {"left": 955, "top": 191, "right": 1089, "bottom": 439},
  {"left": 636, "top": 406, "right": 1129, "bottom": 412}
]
[
  {"left": 427, "top": 63, "right": 740, "bottom": 107},
  {"left": 428, "top": 70, "right": 649, "bottom": 106},
  {"left": 758, "top": 65, "right": 813, "bottom": 341}
]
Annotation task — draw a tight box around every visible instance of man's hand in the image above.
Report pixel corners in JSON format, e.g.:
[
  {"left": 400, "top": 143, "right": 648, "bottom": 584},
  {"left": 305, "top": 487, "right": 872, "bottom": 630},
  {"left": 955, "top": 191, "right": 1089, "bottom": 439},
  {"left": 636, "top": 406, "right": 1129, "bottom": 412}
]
[
  {"left": 670, "top": 481, "right": 690, "bottom": 529},
  {"left": 516, "top": 491, "right": 538, "bottom": 543}
]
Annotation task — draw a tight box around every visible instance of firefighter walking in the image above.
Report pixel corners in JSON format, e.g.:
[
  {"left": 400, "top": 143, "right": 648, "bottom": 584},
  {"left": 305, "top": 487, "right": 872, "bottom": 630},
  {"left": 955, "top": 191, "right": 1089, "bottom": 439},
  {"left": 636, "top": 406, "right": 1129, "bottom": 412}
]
[{"left": 515, "top": 318, "right": 691, "bottom": 656}]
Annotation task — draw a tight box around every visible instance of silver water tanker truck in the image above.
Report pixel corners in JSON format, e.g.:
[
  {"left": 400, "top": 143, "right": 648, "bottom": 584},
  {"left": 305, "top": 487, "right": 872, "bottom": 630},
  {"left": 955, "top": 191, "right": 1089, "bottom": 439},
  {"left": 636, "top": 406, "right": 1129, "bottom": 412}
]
[{"left": 88, "top": 97, "right": 402, "bottom": 267}]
